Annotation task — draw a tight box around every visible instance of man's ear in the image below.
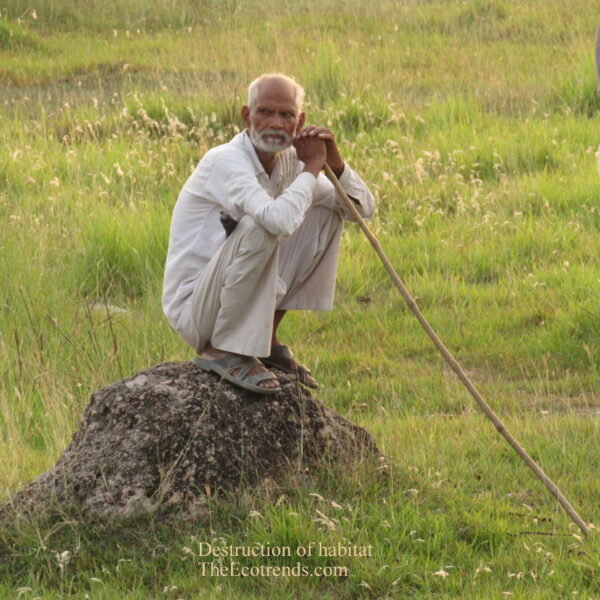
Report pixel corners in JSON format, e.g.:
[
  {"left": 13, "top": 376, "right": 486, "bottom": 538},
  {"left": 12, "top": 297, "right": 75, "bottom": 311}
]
[
  {"left": 241, "top": 105, "right": 251, "bottom": 128},
  {"left": 296, "top": 112, "right": 306, "bottom": 133}
]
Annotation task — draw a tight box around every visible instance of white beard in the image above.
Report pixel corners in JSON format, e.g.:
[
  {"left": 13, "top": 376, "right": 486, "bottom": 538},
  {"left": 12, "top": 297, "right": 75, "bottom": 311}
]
[{"left": 249, "top": 127, "right": 293, "bottom": 154}]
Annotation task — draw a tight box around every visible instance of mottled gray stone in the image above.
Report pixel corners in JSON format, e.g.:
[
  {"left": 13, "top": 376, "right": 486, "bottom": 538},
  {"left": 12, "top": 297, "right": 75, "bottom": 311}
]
[{"left": 4, "top": 362, "right": 379, "bottom": 520}]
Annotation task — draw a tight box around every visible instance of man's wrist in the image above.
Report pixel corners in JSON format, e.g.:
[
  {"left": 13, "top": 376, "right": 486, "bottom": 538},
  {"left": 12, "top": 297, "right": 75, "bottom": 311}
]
[
  {"left": 329, "top": 162, "right": 345, "bottom": 178},
  {"left": 302, "top": 160, "right": 323, "bottom": 178}
]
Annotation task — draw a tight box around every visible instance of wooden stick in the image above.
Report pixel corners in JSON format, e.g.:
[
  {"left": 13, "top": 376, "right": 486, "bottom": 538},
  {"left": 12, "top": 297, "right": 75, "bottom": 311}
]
[{"left": 324, "top": 163, "right": 590, "bottom": 537}]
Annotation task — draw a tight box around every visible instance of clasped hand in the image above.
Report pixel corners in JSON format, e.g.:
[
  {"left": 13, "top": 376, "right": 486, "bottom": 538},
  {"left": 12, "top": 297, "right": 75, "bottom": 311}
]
[{"left": 293, "top": 126, "right": 344, "bottom": 176}]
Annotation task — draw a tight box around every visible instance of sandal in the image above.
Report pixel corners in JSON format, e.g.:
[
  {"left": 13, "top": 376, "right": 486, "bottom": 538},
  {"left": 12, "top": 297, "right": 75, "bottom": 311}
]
[
  {"left": 261, "top": 345, "right": 319, "bottom": 389},
  {"left": 193, "top": 354, "right": 281, "bottom": 396}
]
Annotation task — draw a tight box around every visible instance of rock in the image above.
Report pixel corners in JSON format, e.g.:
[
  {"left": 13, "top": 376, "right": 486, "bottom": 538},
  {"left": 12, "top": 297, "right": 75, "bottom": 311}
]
[{"left": 4, "top": 362, "right": 379, "bottom": 520}]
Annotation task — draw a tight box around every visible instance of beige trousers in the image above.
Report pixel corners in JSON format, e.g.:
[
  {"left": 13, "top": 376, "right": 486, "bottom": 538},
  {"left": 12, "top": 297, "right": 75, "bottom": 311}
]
[{"left": 186, "top": 206, "right": 343, "bottom": 357}]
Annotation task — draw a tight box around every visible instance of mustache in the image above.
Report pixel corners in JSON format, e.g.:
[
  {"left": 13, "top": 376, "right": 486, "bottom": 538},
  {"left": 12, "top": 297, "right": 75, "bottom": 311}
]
[{"left": 257, "top": 129, "right": 293, "bottom": 144}]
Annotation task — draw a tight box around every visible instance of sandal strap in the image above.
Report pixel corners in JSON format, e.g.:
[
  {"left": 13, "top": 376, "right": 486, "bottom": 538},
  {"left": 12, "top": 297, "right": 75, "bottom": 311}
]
[
  {"left": 229, "top": 362, "right": 258, "bottom": 380},
  {"left": 243, "top": 370, "right": 279, "bottom": 386},
  {"left": 212, "top": 354, "right": 278, "bottom": 385},
  {"left": 213, "top": 354, "right": 261, "bottom": 370},
  {"left": 269, "top": 344, "right": 294, "bottom": 362},
  {"left": 193, "top": 354, "right": 280, "bottom": 394}
]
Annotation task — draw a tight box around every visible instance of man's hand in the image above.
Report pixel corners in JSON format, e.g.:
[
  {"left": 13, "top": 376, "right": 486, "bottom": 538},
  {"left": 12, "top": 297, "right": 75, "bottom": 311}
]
[
  {"left": 295, "top": 126, "right": 345, "bottom": 178},
  {"left": 294, "top": 130, "right": 327, "bottom": 177}
]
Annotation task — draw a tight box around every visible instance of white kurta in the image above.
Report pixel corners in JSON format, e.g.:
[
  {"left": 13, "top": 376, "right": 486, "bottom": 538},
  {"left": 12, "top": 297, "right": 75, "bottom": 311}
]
[{"left": 162, "top": 130, "right": 375, "bottom": 354}]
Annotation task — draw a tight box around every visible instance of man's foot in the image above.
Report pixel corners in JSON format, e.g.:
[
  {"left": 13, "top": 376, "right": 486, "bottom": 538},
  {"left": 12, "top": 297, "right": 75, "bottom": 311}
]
[
  {"left": 195, "top": 346, "right": 280, "bottom": 393},
  {"left": 262, "top": 344, "right": 319, "bottom": 389}
]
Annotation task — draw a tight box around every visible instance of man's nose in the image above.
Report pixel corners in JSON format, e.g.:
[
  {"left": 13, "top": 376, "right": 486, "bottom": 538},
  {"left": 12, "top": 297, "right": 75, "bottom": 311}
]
[{"left": 269, "top": 114, "right": 284, "bottom": 129}]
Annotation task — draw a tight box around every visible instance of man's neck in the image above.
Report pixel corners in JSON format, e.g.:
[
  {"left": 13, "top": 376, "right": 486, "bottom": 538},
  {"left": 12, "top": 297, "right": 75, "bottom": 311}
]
[{"left": 254, "top": 147, "right": 278, "bottom": 176}]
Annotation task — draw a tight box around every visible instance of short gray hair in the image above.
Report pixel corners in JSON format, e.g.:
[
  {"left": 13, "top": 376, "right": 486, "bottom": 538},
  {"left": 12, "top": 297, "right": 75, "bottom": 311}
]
[{"left": 247, "top": 73, "right": 305, "bottom": 112}]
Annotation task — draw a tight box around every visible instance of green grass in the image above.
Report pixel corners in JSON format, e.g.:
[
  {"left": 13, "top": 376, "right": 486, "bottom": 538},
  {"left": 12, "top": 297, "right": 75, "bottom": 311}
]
[{"left": 2, "top": 0, "right": 600, "bottom": 597}]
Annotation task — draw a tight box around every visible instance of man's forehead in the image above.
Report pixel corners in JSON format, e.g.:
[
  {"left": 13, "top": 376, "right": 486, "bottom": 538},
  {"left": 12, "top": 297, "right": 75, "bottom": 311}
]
[{"left": 255, "top": 78, "right": 297, "bottom": 106}]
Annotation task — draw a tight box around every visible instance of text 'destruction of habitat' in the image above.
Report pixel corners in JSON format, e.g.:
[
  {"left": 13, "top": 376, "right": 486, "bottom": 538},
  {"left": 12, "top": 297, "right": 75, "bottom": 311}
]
[{"left": 1, "top": 0, "right": 600, "bottom": 598}]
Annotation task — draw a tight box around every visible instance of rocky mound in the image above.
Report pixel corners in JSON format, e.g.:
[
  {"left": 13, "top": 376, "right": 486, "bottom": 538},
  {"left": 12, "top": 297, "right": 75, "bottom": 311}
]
[{"left": 5, "top": 362, "right": 379, "bottom": 520}]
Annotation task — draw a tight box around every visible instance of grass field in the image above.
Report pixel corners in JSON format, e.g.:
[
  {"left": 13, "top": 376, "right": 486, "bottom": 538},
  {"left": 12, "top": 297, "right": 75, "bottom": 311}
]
[{"left": 2, "top": 0, "right": 600, "bottom": 597}]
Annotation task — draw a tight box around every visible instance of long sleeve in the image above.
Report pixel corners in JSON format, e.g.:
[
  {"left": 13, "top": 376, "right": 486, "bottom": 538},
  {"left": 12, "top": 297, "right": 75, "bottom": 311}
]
[
  {"left": 311, "top": 164, "right": 375, "bottom": 222},
  {"left": 202, "top": 153, "right": 317, "bottom": 237}
]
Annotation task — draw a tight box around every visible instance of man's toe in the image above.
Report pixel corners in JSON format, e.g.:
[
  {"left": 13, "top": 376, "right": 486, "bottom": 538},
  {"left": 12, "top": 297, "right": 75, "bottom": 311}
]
[{"left": 250, "top": 365, "right": 278, "bottom": 389}]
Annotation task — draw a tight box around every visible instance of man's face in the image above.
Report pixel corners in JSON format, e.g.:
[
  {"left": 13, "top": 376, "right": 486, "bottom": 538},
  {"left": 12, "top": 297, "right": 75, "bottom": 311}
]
[{"left": 242, "top": 78, "right": 305, "bottom": 155}]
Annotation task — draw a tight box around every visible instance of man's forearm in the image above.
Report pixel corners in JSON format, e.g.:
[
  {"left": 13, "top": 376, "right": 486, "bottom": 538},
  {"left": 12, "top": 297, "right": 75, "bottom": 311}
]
[{"left": 339, "top": 166, "right": 375, "bottom": 218}]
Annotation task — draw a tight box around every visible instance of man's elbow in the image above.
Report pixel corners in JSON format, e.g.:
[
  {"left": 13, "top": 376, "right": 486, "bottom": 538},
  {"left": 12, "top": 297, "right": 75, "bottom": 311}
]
[
  {"left": 360, "top": 199, "right": 375, "bottom": 221},
  {"left": 256, "top": 208, "right": 302, "bottom": 237},
  {"left": 351, "top": 194, "right": 375, "bottom": 221},
  {"left": 258, "top": 216, "right": 295, "bottom": 237},
  {"left": 272, "top": 221, "right": 300, "bottom": 237}
]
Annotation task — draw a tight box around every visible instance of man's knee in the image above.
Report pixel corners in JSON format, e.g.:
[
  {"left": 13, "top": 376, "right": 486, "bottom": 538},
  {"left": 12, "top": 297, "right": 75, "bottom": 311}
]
[
  {"left": 309, "top": 205, "right": 342, "bottom": 225},
  {"left": 302, "top": 206, "right": 343, "bottom": 240}
]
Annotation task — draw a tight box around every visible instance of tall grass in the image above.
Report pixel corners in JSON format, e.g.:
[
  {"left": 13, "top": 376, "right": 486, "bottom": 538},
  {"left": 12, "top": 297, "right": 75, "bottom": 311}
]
[{"left": 2, "top": 0, "right": 600, "bottom": 597}]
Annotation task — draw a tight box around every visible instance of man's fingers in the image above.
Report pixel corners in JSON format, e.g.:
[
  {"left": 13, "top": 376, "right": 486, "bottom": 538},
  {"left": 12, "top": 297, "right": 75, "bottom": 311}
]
[
  {"left": 293, "top": 137, "right": 327, "bottom": 153},
  {"left": 293, "top": 133, "right": 327, "bottom": 168},
  {"left": 317, "top": 131, "right": 335, "bottom": 140},
  {"left": 293, "top": 134, "right": 325, "bottom": 149},
  {"left": 295, "top": 126, "right": 339, "bottom": 173},
  {"left": 296, "top": 125, "right": 335, "bottom": 139}
]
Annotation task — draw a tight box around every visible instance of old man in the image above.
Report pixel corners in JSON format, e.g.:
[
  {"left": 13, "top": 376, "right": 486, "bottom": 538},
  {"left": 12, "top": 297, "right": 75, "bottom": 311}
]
[{"left": 162, "top": 73, "right": 375, "bottom": 394}]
